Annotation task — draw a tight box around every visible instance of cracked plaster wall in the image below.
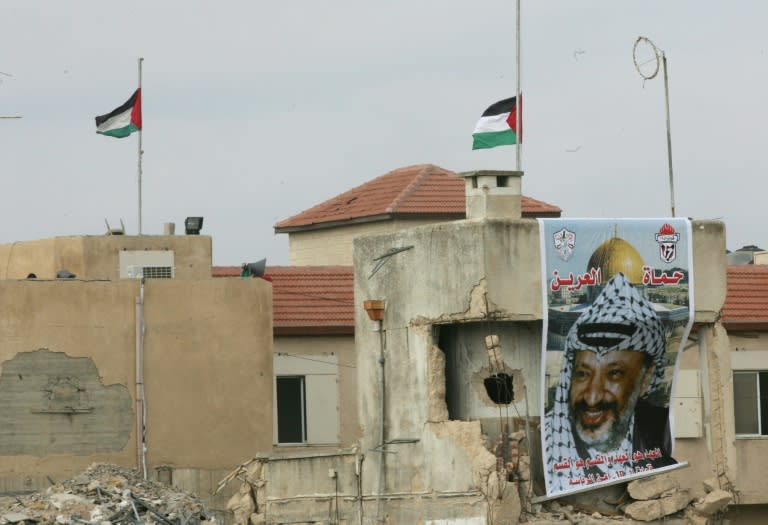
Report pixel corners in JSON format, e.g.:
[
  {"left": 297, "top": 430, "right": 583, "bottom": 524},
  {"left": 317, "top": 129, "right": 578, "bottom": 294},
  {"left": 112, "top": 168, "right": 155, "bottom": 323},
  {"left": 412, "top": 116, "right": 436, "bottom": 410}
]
[
  {"left": 352, "top": 219, "right": 544, "bottom": 522},
  {"left": 0, "top": 349, "right": 132, "bottom": 456},
  {"left": 350, "top": 217, "right": 728, "bottom": 521}
]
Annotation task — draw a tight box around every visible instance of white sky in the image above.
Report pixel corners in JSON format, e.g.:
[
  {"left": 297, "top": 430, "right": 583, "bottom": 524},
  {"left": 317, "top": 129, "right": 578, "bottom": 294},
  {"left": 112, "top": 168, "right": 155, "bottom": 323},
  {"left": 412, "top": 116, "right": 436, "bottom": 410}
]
[{"left": 1, "top": 1, "right": 764, "bottom": 265}]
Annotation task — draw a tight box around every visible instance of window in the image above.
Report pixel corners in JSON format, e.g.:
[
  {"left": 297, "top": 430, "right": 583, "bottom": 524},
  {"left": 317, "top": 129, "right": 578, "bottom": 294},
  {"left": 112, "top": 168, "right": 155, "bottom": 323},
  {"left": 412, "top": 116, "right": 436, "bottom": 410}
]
[
  {"left": 276, "top": 376, "right": 306, "bottom": 443},
  {"left": 733, "top": 371, "right": 768, "bottom": 436},
  {"left": 274, "top": 354, "right": 340, "bottom": 445}
]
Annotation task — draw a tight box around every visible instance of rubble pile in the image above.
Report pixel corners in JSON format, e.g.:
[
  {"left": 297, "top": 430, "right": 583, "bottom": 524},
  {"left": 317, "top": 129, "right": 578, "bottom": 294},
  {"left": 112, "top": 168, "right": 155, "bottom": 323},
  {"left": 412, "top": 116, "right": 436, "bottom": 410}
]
[
  {"left": 0, "top": 464, "right": 216, "bottom": 525},
  {"left": 622, "top": 474, "right": 733, "bottom": 524}
]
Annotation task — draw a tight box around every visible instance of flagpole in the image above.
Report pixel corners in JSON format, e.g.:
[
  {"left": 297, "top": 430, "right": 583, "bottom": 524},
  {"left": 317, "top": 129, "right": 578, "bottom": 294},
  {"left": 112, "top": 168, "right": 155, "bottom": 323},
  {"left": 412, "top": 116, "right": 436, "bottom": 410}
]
[
  {"left": 515, "top": 0, "right": 521, "bottom": 172},
  {"left": 138, "top": 57, "right": 144, "bottom": 235}
]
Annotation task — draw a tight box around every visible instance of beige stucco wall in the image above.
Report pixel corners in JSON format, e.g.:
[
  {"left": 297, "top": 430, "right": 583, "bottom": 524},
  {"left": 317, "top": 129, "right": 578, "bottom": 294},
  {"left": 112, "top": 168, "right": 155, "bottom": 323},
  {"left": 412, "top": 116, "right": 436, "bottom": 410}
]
[
  {"left": 0, "top": 235, "right": 212, "bottom": 280},
  {"left": 0, "top": 276, "right": 272, "bottom": 495},
  {"left": 286, "top": 218, "right": 458, "bottom": 266},
  {"left": 273, "top": 335, "right": 359, "bottom": 448},
  {"left": 727, "top": 332, "right": 768, "bottom": 504},
  {"left": 143, "top": 278, "right": 273, "bottom": 469}
]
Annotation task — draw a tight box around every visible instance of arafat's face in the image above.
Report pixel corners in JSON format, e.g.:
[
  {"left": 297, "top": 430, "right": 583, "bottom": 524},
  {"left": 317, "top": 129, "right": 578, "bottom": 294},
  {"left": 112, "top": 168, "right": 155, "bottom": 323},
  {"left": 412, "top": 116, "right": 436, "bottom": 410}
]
[{"left": 569, "top": 349, "right": 651, "bottom": 450}]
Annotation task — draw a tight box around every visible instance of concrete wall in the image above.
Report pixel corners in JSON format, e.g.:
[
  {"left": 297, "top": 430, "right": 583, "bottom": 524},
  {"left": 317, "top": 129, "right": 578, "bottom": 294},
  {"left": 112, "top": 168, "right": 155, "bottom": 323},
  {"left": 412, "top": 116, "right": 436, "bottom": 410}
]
[
  {"left": 347, "top": 217, "right": 727, "bottom": 521},
  {"left": 142, "top": 278, "right": 273, "bottom": 468},
  {"left": 727, "top": 332, "right": 768, "bottom": 504},
  {"left": 286, "top": 218, "right": 458, "bottom": 266},
  {"left": 0, "top": 235, "right": 212, "bottom": 280},
  {"left": 0, "top": 276, "right": 272, "bottom": 515}
]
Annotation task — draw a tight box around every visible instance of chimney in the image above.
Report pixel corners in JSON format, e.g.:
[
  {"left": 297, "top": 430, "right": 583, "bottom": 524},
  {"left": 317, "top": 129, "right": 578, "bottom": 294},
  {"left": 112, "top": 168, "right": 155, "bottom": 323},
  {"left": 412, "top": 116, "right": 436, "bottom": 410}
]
[{"left": 458, "top": 170, "right": 523, "bottom": 220}]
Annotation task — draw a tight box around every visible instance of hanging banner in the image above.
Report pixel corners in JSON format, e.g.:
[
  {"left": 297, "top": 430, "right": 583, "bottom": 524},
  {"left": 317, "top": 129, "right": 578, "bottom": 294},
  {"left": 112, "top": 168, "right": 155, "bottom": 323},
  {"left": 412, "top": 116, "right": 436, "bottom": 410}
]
[{"left": 538, "top": 218, "right": 693, "bottom": 497}]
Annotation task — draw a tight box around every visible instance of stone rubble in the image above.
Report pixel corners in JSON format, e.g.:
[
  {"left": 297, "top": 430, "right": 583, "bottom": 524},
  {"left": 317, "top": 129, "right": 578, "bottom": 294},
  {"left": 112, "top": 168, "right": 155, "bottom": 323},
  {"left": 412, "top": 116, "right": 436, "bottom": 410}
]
[
  {"left": 0, "top": 464, "right": 216, "bottom": 525},
  {"left": 219, "top": 451, "right": 736, "bottom": 525}
]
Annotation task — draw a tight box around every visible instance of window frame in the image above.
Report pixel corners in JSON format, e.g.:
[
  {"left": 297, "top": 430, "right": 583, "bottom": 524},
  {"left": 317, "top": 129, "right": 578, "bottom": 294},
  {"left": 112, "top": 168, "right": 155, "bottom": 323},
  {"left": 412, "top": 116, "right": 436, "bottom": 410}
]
[
  {"left": 273, "top": 353, "right": 341, "bottom": 447},
  {"left": 275, "top": 375, "right": 307, "bottom": 445},
  {"left": 734, "top": 370, "right": 768, "bottom": 438}
]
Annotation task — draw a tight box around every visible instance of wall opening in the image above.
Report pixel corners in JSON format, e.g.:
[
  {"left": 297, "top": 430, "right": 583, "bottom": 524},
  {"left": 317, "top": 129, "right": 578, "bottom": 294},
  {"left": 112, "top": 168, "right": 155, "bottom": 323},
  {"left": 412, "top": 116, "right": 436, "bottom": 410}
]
[
  {"left": 276, "top": 376, "right": 306, "bottom": 443},
  {"left": 483, "top": 373, "right": 514, "bottom": 404},
  {"left": 436, "top": 321, "right": 541, "bottom": 439}
]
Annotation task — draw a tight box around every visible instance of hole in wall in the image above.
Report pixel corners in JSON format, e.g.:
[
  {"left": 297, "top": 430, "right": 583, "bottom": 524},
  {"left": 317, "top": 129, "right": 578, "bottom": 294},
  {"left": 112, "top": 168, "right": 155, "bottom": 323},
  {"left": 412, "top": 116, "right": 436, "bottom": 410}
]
[{"left": 483, "top": 373, "right": 514, "bottom": 404}]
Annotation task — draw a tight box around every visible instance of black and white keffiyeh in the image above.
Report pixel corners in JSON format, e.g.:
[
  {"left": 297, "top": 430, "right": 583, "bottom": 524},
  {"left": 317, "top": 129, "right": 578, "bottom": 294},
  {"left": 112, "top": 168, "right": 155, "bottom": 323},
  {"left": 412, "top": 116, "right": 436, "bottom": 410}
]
[{"left": 543, "top": 272, "right": 666, "bottom": 494}]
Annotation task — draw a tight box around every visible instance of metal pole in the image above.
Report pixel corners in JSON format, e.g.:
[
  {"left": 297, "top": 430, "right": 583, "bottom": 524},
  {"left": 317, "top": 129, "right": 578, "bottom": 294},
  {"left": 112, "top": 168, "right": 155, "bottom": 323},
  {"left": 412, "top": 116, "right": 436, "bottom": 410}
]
[
  {"left": 515, "top": 0, "right": 522, "bottom": 171},
  {"left": 135, "top": 280, "right": 147, "bottom": 479},
  {"left": 138, "top": 57, "right": 144, "bottom": 234},
  {"left": 376, "top": 327, "right": 386, "bottom": 523},
  {"left": 662, "top": 52, "right": 675, "bottom": 217}
]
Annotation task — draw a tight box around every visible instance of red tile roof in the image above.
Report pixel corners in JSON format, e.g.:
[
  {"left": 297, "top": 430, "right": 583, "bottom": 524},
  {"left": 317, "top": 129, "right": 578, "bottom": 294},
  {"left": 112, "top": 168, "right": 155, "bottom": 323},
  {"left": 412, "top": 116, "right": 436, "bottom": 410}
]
[
  {"left": 215, "top": 264, "right": 768, "bottom": 333},
  {"left": 722, "top": 265, "right": 768, "bottom": 330},
  {"left": 213, "top": 265, "right": 354, "bottom": 335},
  {"left": 274, "top": 164, "right": 561, "bottom": 232}
]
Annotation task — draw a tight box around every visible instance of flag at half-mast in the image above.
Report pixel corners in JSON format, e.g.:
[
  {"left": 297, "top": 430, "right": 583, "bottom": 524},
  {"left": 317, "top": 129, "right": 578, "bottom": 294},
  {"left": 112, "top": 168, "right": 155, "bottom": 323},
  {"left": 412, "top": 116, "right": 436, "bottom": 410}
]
[
  {"left": 472, "top": 95, "right": 521, "bottom": 150},
  {"left": 95, "top": 89, "right": 142, "bottom": 138}
]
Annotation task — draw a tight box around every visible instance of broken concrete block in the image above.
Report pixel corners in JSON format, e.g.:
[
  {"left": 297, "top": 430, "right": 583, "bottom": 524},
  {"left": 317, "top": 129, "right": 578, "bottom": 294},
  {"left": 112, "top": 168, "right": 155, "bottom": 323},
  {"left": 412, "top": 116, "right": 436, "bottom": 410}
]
[
  {"left": 623, "top": 492, "right": 690, "bottom": 523},
  {"left": 517, "top": 454, "right": 530, "bottom": 481},
  {"left": 227, "top": 484, "right": 256, "bottom": 525},
  {"left": 249, "top": 512, "right": 266, "bottom": 525},
  {"left": 49, "top": 493, "right": 89, "bottom": 510},
  {"left": 245, "top": 460, "right": 264, "bottom": 483},
  {"left": 488, "top": 482, "right": 520, "bottom": 525},
  {"left": 485, "top": 335, "right": 500, "bottom": 349},
  {"left": 627, "top": 474, "right": 678, "bottom": 500},
  {"left": 659, "top": 490, "right": 694, "bottom": 516},
  {"left": 684, "top": 508, "right": 710, "bottom": 525},
  {"left": 624, "top": 499, "right": 662, "bottom": 521},
  {"left": 1, "top": 513, "right": 32, "bottom": 523},
  {"left": 485, "top": 471, "right": 501, "bottom": 501},
  {"left": 693, "top": 489, "right": 732, "bottom": 516},
  {"left": 701, "top": 477, "right": 718, "bottom": 493}
]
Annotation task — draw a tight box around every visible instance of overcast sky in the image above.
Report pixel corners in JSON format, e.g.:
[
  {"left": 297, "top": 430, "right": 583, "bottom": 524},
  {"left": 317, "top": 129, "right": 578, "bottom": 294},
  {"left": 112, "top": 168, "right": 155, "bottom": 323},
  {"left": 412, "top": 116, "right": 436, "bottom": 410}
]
[{"left": 1, "top": 2, "right": 764, "bottom": 265}]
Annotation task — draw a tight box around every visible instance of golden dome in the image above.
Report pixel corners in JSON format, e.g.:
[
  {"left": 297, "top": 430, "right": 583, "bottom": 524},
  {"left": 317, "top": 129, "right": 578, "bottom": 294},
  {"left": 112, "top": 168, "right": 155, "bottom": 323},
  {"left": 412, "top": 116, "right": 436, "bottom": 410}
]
[{"left": 587, "top": 237, "right": 645, "bottom": 284}]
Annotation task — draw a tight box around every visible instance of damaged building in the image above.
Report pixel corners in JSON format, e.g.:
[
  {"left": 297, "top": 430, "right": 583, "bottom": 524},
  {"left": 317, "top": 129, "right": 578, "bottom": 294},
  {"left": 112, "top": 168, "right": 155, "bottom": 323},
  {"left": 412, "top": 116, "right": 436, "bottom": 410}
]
[
  {"left": 231, "top": 166, "right": 747, "bottom": 524},
  {"left": 0, "top": 232, "right": 273, "bottom": 521}
]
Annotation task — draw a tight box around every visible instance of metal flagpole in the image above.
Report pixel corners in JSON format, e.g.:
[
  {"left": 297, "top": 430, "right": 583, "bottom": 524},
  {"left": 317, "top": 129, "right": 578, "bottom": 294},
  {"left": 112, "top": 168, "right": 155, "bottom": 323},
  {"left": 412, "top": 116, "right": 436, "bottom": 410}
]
[
  {"left": 138, "top": 57, "right": 144, "bottom": 235},
  {"left": 515, "top": 0, "right": 521, "bottom": 171}
]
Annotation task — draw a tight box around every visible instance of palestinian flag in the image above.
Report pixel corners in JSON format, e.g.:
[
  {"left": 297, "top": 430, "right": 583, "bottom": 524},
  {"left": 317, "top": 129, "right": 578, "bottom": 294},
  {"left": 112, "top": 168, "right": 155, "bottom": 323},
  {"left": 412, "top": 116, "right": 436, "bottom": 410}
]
[
  {"left": 95, "top": 89, "right": 142, "bottom": 138},
  {"left": 472, "top": 95, "right": 521, "bottom": 150}
]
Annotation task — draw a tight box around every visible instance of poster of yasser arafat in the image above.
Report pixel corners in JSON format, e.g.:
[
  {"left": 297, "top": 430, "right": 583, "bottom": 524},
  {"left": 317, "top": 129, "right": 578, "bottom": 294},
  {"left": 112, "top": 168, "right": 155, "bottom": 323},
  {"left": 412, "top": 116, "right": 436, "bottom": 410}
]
[{"left": 537, "top": 218, "right": 693, "bottom": 497}]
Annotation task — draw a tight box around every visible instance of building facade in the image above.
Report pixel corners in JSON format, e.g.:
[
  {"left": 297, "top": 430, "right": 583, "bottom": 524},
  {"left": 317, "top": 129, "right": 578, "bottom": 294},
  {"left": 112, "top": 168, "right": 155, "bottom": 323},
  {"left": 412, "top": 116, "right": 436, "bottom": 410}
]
[{"left": 0, "top": 234, "right": 273, "bottom": 520}]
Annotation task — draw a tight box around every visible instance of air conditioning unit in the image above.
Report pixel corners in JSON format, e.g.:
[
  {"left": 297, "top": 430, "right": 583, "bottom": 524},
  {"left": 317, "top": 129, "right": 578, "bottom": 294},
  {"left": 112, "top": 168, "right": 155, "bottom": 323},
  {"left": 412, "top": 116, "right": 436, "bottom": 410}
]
[{"left": 119, "top": 251, "right": 175, "bottom": 279}]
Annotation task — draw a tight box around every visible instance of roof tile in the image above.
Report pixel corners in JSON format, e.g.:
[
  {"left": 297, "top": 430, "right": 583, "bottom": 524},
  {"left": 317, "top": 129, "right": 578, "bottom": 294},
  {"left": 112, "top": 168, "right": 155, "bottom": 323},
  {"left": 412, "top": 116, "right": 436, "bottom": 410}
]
[
  {"left": 722, "top": 265, "right": 768, "bottom": 328},
  {"left": 214, "top": 264, "right": 768, "bottom": 332},
  {"left": 213, "top": 265, "right": 354, "bottom": 333},
  {"left": 274, "top": 164, "right": 560, "bottom": 230}
]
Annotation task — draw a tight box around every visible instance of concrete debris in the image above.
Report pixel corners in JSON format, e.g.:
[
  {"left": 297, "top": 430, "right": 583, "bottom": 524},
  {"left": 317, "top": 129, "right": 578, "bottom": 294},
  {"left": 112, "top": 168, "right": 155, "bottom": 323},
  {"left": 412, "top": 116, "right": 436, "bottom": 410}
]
[
  {"left": 692, "top": 489, "right": 732, "bottom": 516},
  {"left": 0, "top": 464, "right": 216, "bottom": 525},
  {"left": 627, "top": 475, "right": 678, "bottom": 501},
  {"left": 701, "top": 478, "right": 718, "bottom": 494}
]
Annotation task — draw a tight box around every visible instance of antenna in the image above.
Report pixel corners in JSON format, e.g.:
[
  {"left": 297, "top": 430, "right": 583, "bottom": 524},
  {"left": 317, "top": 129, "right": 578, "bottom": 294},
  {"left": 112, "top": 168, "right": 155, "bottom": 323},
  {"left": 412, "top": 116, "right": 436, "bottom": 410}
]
[
  {"left": 105, "top": 218, "right": 126, "bottom": 235},
  {"left": 633, "top": 36, "right": 676, "bottom": 217}
]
